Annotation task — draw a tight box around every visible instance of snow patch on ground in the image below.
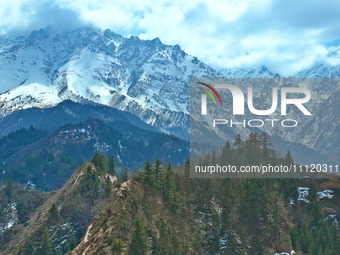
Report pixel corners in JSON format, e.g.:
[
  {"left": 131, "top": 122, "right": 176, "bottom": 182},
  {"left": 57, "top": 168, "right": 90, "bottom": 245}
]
[
  {"left": 288, "top": 198, "right": 295, "bottom": 206},
  {"left": 317, "top": 189, "right": 334, "bottom": 200},
  {"left": 326, "top": 214, "right": 338, "bottom": 225},
  {"left": 298, "top": 187, "right": 310, "bottom": 204},
  {"left": 0, "top": 202, "right": 19, "bottom": 234},
  {"left": 116, "top": 154, "right": 122, "bottom": 163},
  {"left": 272, "top": 251, "right": 296, "bottom": 255},
  {"left": 25, "top": 181, "right": 36, "bottom": 190}
]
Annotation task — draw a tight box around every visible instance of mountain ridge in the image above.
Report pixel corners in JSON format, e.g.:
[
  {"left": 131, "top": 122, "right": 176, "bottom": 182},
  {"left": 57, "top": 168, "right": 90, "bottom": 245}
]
[
  {"left": 1, "top": 154, "right": 339, "bottom": 254},
  {"left": 0, "top": 26, "right": 218, "bottom": 139},
  {"left": 0, "top": 26, "right": 339, "bottom": 163}
]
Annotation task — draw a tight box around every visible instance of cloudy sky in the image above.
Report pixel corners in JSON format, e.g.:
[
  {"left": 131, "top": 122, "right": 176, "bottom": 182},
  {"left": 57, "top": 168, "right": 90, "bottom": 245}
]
[{"left": 1, "top": 0, "right": 340, "bottom": 74}]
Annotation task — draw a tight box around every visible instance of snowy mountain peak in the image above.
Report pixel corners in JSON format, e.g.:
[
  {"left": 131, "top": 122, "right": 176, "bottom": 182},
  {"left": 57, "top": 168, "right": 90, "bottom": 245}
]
[
  {"left": 0, "top": 26, "right": 339, "bottom": 159},
  {"left": 0, "top": 26, "right": 218, "bottom": 137},
  {"left": 221, "top": 65, "right": 280, "bottom": 78}
]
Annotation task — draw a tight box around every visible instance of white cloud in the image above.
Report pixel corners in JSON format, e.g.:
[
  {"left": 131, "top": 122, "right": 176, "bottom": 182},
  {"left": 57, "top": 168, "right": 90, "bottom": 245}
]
[
  {"left": 1, "top": 0, "right": 340, "bottom": 74},
  {"left": 0, "top": 0, "right": 83, "bottom": 33}
]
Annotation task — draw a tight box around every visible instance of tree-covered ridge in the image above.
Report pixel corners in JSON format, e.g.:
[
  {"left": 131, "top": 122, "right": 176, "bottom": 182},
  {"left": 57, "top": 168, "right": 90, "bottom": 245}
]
[
  {"left": 199, "top": 132, "right": 293, "bottom": 167},
  {"left": 0, "top": 138, "right": 338, "bottom": 254},
  {"left": 0, "top": 119, "right": 188, "bottom": 191},
  {"left": 0, "top": 154, "right": 119, "bottom": 255},
  {"left": 70, "top": 146, "right": 339, "bottom": 254},
  {"left": 128, "top": 158, "right": 339, "bottom": 254}
]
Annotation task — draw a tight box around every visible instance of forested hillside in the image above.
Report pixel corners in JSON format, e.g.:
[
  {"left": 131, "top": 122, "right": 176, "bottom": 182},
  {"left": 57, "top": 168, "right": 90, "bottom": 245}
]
[
  {"left": 0, "top": 119, "right": 188, "bottom": 191},
  {"left": 0, "top": 134, "right": 338, "bottom": 255}
]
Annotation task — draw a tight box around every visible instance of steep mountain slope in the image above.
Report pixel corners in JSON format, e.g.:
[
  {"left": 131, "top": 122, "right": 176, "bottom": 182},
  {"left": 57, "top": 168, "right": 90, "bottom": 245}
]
[
  {"left": 286, "top": 61, "right": 340, "bottom": 160},
  {"left": 220, "top": 63, "right": 340, "bottom": 162},
  {"left": 0, "top": 160, "right": 118, "bottom": 255},
  {"left": 69, "top": 162, "right": 339, "bottom": 255},
  {"left": 0, "top": 26, "right": 339, "bottom": 165},
  {"left": 0, "top": 131, "right": 339, "bottom": 255},
  {"left": 287, "top": 86, "right": 340, "bottom": 158},
  {"left": 0, "top": 27, "right": 218, "bottom": 138},
  {"left": 1, "top": 154, "right": 338, "bottom": 255},
  {"left": 0, "top": 100, "right": 158, "bottom": 137},
  {"left": 0, "top": 184, "right": 49, "bottom": 239},
  {"left": 0, "top": 117, "right": 188, "bottom": 191}
]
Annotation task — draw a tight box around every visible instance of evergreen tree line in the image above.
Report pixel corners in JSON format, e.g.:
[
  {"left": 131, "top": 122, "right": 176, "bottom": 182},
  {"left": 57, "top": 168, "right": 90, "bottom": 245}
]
[
  {"left": 22, "top": 153, "right": 122, "bottom": 255},
  {"left": 290, "top": 184, "right": 340, "bottom": 255},
  {"left": 199, "top": 132, "right": 293, "bottom": 167},
  {"left": 10, "top": 141, "right": 340, "bottom": 255},
  {"left": 125, "top": 133, "right": 339, "bottom": 255}
]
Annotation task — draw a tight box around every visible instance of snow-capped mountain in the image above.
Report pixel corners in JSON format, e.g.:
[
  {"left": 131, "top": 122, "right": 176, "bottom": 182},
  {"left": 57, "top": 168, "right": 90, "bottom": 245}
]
[
  {"left": 284, "top": 64, "right": 340, "bottom": 159},
  {"left": 0, "top": 26, "right": 338, "bottom": 162},
  {"left": 221, "top": 65, "right": 280, "bottom": 78},
  {"left": 292, "top": 87, "right": 340, "bottom": 158},
  {"left": 0, "top": 26, "right": 218, "bottom": 138},
  {"left": 296, "top": 63, "right": 340, "bottom": 78},
  {"left": 219, "top": 63, "right": 340, "bottom": 161}
]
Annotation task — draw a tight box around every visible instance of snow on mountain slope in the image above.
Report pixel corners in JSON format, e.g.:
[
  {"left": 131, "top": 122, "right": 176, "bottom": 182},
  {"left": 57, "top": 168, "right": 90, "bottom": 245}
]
[
  {"left": 220, "top": 63, "right": 340, "bottom": 161},
  {"left": 0, "top": 26, "right": 339, "bottom": 160},
  {"left": 0, "top": 27, "right": 218, "bottom": 137},
  {"left": 0, "top": 83, "right": 62, "bottom": 116},
  {"left": 221, "top": 65, "right": 280, "bottom": 79}
]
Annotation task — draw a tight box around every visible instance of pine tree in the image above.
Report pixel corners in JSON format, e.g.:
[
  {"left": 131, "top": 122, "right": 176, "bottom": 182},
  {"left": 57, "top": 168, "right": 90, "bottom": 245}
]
[
  {"left": 105, "top": 176, "right": 112, "bottom": 194},
  {"left": 5, "top": 180, "right": 13, "bottom": 198},
  {"left": 154, "top": 159, "right": 162, "bottom": 179},
  {"left": 310, "top": 184, "right": 322, "bottom": 227},
  {"left": 23, "top": 242, "right": 34, "bottom": 254},
  {"left": 121, "top": 169, "right": 129, "bottom": 182},
  {"left": 284, "top": 151, "right": 293, "bottom": 165},
  {"left": 203, "top": 153, "right": 211, "bottom": 166},
  {"left": 221, "top": 141, "right": 231, "bottom": 163},
  {"left": 259, "top": 132, "right": 275, "bottom": 161},
  {"left": 155, "top": 218, "right": 170, "bottom": 254},
  {"left": 211, "top": 151, "right": 216, "bottom": 164},
  {"left": 69, "top": 236, "right": 77, "bottom": 251},
  {"left": 163, "top": 164, "right": 174, "bottom": 200},
  {"left": 108, "top": 155, "right": 116, "bottom": 175},
  {"left": 112, "top": 238, "right": 124, "bottom": 254},
  {"left": 91, "top": 153, "right": 108, "bottom": 173},
  {"left": 290, "top": 228, "right": 299, "bottom": 251},
  {"left": 49, "top": 203, "right": 60, "bottom": 222},
  {"left": 154, "top": 159, "right": 163, "bottom": 189},
  {"left": 142, "top": 160, "right": 153, "bottom": 187},
  {"left": 129, "top": 217, "right": 148, "bottom": 255},
  {"left": 298, "top": 221, "right": 311, "bottom": 253},
  {"left": 40, "top": 227, "right": 52, "bottom": 255},
  {"left": 184, "top": 159, "right": 190, "bottom": 180},
  {"left": 234, "top": 134, "right": 242, "bottom": 148},
  {"left": 245, "top": 133, "right": 261, "bottom": 164},
  {"left": 208, "top": 211, "right": 221, "bottom": 254},
  {"left": 311, "top": 200, "right": 322, "bottom": 227}
]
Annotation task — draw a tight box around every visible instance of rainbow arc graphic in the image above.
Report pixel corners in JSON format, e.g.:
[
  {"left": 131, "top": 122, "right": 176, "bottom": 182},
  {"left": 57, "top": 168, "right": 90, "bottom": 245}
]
[{"left": 198, "top": 82, "right": 222, "bottom": 106}]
